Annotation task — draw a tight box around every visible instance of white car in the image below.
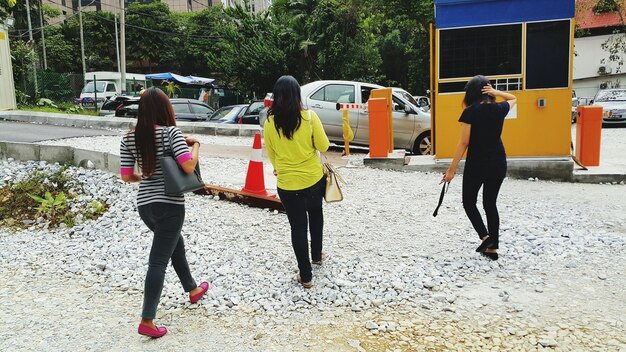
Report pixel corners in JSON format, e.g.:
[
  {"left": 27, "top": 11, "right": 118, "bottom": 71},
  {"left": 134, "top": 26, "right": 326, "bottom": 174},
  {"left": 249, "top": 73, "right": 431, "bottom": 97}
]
[
  {"left": 591, "top": 89, "right": 626, "bottom": 126},
  {"left": 260, "top": 80, "right": 432, "bottom": 155}
]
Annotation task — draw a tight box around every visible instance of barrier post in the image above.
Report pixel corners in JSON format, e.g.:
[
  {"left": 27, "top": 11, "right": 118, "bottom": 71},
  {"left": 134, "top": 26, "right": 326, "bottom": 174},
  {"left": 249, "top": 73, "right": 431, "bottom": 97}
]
[
  {"left": 370, "top": 88, "right": 393, "bottom": 152},
  {"left": 575, "top": 106, "right": 602, "bottom": 167},
  {"left": 368, "top": 98, "right": 389, "bottom": 157}
]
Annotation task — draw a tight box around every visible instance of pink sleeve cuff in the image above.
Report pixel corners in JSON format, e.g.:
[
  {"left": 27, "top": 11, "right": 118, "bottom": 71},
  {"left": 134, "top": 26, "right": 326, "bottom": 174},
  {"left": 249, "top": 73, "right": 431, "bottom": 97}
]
[
  {"left": 120, "top": 168, "right": 134, "bottom": 176},
  {"left": 176, "top": 153, "right": 192, "bottom": 164}
]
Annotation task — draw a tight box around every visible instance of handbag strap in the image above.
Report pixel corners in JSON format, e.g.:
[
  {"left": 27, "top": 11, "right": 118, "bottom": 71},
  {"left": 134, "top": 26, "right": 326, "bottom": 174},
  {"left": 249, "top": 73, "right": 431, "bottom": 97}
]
[
  {"left": 160, "top": 126, "right": 173, "bottom": 157},
  {"left": 432, "top": 181, "right": 450, "bottom": 217},
  {"left": 309, "top": 110, "right": 329, "bottom": 163}
]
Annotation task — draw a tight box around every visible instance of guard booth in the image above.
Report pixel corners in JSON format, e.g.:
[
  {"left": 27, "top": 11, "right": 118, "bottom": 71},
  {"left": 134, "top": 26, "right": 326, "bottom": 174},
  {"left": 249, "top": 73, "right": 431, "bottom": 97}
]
[
  {"left": 431, "top": 0, "right": 575, "bottom": 159},
  {"left": 0, "top": 24, "right": 17, "bottom": 110}
]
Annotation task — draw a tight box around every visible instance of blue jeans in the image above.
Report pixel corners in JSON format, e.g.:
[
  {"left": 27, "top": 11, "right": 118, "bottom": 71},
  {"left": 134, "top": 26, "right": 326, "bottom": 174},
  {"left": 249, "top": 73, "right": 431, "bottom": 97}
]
[
  {"left": 277, "top": 176, "right": 326, "bottom": 283},
  {"left": 138, "top": 202, "right": 197, "bottom": 319}
]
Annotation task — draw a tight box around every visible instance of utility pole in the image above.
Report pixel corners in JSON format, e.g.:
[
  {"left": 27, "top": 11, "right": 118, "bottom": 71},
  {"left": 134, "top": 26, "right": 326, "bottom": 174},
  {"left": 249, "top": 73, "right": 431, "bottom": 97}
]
[
  {"left": 119, "top": 0, "right": 126, "bottom": 93},
  {"left": 24, "top": 0, "right": 38, "bottom": 95},
  {"left": 78, "top": 0, "right": 86, "bottom": 78},
  {"left": 38, "top": 0, "right": 47, "bottom": 70},
  {"left": 114, "top": 13, "right": 120, "bottom": 73}
]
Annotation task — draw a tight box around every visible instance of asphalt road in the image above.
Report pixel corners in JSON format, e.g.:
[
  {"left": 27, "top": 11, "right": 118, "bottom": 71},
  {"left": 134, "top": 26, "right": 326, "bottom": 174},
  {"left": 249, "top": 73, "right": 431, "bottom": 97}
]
[{"left": 0, "top": 121, "right": 118, "bottom": 143}]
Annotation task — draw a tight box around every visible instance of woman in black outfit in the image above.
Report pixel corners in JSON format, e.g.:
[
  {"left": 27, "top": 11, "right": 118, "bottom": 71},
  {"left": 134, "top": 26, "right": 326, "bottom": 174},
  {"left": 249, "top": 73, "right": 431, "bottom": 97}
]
[{"left": 443, "top": 75, "right": 517, "bottom": 260}]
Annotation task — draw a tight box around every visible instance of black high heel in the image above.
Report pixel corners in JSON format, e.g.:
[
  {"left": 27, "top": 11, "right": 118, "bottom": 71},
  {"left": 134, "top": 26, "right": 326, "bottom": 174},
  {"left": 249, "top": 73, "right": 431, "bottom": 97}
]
[
  {"left": 476, "top": 236, "right": 490, "bottom": 252},
  {"left": 482, "top": 252, "right": 498, "bottom": 261}
]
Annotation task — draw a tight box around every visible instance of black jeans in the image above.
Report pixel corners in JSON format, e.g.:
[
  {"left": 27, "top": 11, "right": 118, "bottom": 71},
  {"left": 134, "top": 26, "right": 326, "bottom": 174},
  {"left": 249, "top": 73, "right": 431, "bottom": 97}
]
[
  {"left": 277, "top": 176, "right": 326, "bottom": 283},
  {"left": 138, "top": 202, "right": 197, "bottom": 319},
  {"left": 462, "top": 160, "right": 507, "bottom": 249}
]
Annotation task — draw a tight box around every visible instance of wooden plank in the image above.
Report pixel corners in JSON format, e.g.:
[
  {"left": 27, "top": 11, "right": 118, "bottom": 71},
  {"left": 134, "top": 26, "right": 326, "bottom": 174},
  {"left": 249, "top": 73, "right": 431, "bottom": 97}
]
[{"left": 197, "top": 184, "right": 285, "bottom": 212}]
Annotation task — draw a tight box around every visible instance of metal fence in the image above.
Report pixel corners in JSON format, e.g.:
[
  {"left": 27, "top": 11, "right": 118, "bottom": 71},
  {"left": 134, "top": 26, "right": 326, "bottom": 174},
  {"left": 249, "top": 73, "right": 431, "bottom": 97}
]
[
  {"left": 16, "top": 68, "right": 259, "bottom": 109},
  {"left": 15, "top": 68, "right": 83, "bottom": 104}
]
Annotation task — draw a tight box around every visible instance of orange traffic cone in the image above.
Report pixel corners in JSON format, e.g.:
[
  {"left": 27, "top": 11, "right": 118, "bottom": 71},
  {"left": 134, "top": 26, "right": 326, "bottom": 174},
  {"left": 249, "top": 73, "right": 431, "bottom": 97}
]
[{"left": 242, "top": 133, "right": 274, "bottom": 197}]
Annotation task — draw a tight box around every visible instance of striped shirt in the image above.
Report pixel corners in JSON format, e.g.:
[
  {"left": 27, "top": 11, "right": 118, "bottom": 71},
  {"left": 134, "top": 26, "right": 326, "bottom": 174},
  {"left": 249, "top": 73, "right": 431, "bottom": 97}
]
[{"left": 120, "top": 126, "right": 192, "bottom": 207}]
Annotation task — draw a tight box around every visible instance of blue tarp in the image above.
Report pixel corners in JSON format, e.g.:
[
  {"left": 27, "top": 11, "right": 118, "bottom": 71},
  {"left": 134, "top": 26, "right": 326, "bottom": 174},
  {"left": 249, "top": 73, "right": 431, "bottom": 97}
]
[
  {"left": 146, "top": 72, "right": 215, "bottom": 86},
  {"left": 435, "top": 0, "right": 575, "bottom": 29}
]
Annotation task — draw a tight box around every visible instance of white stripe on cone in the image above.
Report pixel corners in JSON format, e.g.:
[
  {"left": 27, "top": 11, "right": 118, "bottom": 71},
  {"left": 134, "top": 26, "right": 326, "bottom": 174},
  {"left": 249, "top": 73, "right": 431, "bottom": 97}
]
[{"left": 250, "top": 148, "right": 262, "bottom": 162}]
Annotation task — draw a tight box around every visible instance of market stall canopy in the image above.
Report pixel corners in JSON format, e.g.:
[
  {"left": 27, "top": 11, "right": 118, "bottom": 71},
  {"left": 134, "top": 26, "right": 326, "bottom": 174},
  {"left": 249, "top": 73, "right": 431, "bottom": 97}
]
[{"left": 146, "top": 72, "right": 215, "bottom": 86}]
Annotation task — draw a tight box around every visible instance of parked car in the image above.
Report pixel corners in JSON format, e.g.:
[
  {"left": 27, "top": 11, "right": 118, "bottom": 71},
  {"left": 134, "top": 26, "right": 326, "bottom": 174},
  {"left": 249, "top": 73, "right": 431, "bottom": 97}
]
[
  {"left": 591, "top": 89, "right": 626, "bottom": 126},
  {"left": 207, "top": 102, "right": 264, "bottom": 124},
  {"left": 260, "top": 80, "right": 432, "bottom": 155},
  {"left": 100, "top": 95, "right": 140, "bottom": 116},
  {"left": 113, "top": 98, "right": 214, "bottom": 121},
  {"left": 208, "top": 105, "right": 249, "bottom": 124}
]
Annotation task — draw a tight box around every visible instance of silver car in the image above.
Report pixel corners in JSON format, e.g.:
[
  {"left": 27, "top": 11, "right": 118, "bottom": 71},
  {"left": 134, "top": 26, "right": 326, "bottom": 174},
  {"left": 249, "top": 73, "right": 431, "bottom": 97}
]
[
  {"left": 260, "top": 80, "right": 432, "bottom": 155},
  {"left": 591, "top": 89, "right": 626, "bottom": 126}
]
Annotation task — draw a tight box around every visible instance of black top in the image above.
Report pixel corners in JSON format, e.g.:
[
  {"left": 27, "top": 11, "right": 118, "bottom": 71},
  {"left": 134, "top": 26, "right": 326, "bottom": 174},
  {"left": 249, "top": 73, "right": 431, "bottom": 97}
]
[{"left": 458, "top": 101, "right": 510, "bottom": 163}]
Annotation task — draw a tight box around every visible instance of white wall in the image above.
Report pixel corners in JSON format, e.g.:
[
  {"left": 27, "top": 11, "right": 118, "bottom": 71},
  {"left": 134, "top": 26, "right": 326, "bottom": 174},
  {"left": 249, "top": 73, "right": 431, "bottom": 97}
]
[
  {"left": 0, "top": 25, "right": 17, "bottom": 110},
  {"left": 573, "top": 33, "right": 626, "bottom": 98}
]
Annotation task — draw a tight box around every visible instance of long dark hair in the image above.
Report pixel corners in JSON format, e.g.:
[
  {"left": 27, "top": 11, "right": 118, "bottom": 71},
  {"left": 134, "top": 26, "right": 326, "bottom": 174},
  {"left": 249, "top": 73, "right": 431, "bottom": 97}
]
[
  {"left": 134, "top": 87, "right": 176, "bottom": 176},
  {"left": 268, "top": 75, "right": 303, "bottom": 140},
  {"left": 463, "top": 75, "right": 495, "bottom": 107}
]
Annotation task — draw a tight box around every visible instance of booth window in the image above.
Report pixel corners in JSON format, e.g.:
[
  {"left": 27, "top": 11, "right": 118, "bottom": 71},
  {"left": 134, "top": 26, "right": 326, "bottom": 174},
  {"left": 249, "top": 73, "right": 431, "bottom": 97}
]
[
  {"left": 439, "top": 24, "right": 522, "bottom": 79},
  {"left": 525, "top": 20, "right": 570, "bottom": 89}
]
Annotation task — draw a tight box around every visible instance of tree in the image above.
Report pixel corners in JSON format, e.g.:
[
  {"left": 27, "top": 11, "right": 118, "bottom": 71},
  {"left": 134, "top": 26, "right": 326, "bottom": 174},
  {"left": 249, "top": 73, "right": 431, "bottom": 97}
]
[{"left": 125, "top": 2, "right": 180, "bottom": 72}]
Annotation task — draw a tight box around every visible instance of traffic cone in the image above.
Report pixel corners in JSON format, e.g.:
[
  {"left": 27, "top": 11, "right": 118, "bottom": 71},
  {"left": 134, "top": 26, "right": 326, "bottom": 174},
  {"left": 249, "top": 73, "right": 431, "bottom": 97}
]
[{"left": 242, "top": 133, "right": 274, "bottom": 197}]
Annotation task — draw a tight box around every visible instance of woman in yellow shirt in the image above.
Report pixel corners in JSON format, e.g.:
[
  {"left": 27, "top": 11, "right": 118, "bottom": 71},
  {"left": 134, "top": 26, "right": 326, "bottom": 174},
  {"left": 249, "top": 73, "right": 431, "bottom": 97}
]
[{"left": 264, "top": 75, "right": 330, "bottom": 289}]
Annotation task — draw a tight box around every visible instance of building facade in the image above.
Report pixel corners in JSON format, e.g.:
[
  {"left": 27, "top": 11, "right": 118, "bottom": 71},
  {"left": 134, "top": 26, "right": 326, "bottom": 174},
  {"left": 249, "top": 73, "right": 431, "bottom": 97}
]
[{"left": 573, "top": 0, "right": 626, "bottom": 99}]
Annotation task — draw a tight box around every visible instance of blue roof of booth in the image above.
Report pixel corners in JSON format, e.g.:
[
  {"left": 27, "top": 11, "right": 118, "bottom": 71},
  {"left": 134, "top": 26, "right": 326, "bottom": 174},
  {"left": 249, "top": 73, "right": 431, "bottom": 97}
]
[{"left": 434, "top": 0, "right": 575, "bottom": 29}]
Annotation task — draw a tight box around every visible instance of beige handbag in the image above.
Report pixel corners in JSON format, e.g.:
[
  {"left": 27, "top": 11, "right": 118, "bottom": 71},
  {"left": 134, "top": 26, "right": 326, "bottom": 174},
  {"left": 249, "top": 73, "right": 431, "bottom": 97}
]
[{"left": 308, "top": 111, "right": 346, "bottom": 203}]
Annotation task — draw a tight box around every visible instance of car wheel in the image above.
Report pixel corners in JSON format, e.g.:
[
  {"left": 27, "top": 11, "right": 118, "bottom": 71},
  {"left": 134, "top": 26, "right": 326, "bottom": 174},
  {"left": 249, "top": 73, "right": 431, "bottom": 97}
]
[{"left": 413, "top": 132, "right": 432, "bottom": 155}]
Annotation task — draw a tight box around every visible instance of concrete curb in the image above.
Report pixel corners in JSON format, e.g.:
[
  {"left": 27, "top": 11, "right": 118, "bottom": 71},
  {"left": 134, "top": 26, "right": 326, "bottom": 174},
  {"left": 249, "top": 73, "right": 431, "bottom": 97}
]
[
  {"left": 0, "top": 140, "right": 120, "bottom": 175},
  {"left": 0, "top": 110, "right": 262, "bottom": 137},
  {"left": 366, "top": 154, "right": 625, "bottom": 184}
]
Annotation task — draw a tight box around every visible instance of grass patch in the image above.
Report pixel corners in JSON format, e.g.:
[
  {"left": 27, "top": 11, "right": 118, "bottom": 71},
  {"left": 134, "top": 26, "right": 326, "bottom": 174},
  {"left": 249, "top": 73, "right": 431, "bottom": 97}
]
[
  {"left": 17, "top": 104, "right": 100, "bottom": 116},
  {"left": 0, "top": 166, "right": 108, "bottom": 229}
]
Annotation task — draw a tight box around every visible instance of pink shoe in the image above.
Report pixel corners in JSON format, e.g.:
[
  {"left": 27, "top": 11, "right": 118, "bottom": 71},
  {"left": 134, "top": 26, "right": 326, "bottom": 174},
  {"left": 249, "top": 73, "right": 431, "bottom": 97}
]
[
  {"left": 190, "top": 282, "right": 210, "bottom": 303},
  {"left": 138, "top": 324, "right": 167, "bottom": 338}
]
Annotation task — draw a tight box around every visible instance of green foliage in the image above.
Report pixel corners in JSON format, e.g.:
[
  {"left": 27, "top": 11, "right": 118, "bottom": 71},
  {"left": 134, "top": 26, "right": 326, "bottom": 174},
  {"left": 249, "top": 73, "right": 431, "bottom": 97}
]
[
  {"left": 593, "top": 0, "right": 620, "bottom": 14},
  {"left": 36, "top": 98, "right": 58, "bottom": 108},
  {"left": 9, "top": 0, "right": 436, "bottom": 98},
  {"left": 17, "top": 104, "right": 99, "bottom": 116},
  {"left": 84, "top": 200, "right": 109, "bottom": 221},
  {"left": 28, "top": 191, "right": 68, "bottom": 224},
  {"left": 0, "top": 168, "right": 108, "bottom": 229},
  {"left": 162, "top": 80, "right": 182, "bottom": 97}
]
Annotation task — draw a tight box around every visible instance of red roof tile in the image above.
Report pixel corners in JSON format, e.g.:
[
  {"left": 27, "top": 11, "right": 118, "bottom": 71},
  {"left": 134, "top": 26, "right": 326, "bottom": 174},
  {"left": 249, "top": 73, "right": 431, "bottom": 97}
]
[{"left": 576, "top": 0, "right": 626, "bottom": 30}]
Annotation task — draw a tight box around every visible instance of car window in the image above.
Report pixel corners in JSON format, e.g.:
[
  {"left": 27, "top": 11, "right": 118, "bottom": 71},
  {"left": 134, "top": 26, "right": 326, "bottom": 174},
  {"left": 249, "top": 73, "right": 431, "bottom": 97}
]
[
  {"left": 392, "top": 96, "right": 408, "bottom": 113},
  {"left": 172, "top": 102, "right": 191, "bottom": 114},
  {"left": 310, "top": 84, "right": 355, "bottom": 103},
  {"left": 191, "top": 104, "right": 212, "bottom": 114},
  {"left": 246, "top": 102, "right": 264, "bottom": 115},
  {"left": 361, "top": 87, "right": 375, "bottom": 103},
  {"left": 396, "top": 90, "right": 418, "bottom": 106},
  {"left": 106, "top": 84, "right": 117, "bottom": 92},
  {"left": 209, "top": 107, "right": 236, "bottom": 121},
  {"left": 595, "top": 90, "right": 626, "bottom": 102}
]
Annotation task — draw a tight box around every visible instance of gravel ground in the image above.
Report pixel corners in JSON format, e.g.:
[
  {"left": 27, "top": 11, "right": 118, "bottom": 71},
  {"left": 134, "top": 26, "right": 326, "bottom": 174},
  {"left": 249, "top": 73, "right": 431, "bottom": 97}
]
[
  {"left": 39, "top": 133, "right": 255, "bottom": 153},
  {"left": 0, "top": 154, "right": 625, "bottom": 351}
]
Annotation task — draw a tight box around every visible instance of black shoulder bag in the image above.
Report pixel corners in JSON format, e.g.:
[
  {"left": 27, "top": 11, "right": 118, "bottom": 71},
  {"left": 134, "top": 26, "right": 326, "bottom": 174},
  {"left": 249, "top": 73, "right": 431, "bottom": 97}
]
[{"left": 159, "top": 127, "right": 205, "bottom": 196}]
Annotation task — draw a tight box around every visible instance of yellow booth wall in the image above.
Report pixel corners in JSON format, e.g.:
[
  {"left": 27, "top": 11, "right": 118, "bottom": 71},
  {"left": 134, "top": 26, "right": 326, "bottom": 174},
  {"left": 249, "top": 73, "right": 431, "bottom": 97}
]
[{"left": 434, "top": 89, "right": 572, "bottom": 159}]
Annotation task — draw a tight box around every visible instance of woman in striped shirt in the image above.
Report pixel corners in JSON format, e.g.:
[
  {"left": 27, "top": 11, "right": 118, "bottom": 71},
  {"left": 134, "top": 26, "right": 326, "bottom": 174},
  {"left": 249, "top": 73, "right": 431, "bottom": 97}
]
[{"left": 120, "top": 87, "right": 209, "bottom": 338}]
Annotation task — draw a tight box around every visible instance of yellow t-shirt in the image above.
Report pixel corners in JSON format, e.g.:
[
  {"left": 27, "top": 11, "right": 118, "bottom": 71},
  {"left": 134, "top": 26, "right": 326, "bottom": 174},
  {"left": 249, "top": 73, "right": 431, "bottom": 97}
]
[{"left": 264, "top": 110, "right": 330, "bottom": 191}]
